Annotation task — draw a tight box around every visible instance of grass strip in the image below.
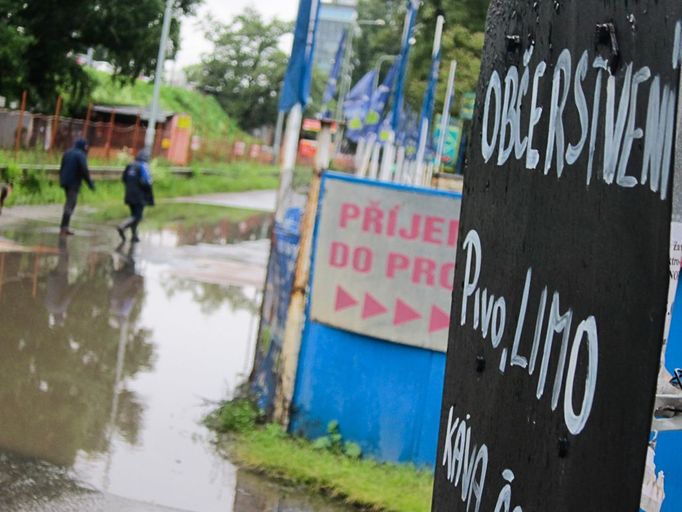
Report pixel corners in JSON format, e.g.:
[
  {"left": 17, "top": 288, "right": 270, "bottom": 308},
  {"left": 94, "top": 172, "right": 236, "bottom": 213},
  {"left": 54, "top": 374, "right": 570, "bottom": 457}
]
[
  {"left": 2, "top": 160, "right": 310, "bottom": 208},
  {"left": 209, "top": 401, "right": 434, "bottom": 512},
  {"left": 87, "top": 203, "right": 265, "bottom": 228}
]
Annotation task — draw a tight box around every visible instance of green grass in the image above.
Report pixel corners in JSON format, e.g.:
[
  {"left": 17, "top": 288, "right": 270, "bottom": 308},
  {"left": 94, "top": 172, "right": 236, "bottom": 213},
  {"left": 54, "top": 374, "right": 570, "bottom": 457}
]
[
  {"left": 88, "top": 203, "right": 264, "bottom": 228},
  {"left": 3, "top": 161, "right": 289, "bottom": 207},
  {"left": 0, "top": 148, "right": 140, "bottom": 168},
  {"left": 231, "top": 427, "right": 434, "bottom": 512},
  {"left": 0, "top": 148, "right": 276, "bottom": 175},
  {"left": 208, "top": 401, "right": 434, "bottom": 512},
  {"left": 87, "top": 69, "right": 245, "bottom": 140}
]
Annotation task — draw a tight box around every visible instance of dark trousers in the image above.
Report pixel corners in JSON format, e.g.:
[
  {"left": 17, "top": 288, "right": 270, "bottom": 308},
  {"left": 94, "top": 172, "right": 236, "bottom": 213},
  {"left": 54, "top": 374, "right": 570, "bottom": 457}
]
[
  {"left": 60, "top": 187, "right": 79, "bottom": 229},
  {"left": 129, "top": 204, "right": 144, "bottom": 233},
  {"left": 119, "top": 203, "right": 145, "bottom": 238}
]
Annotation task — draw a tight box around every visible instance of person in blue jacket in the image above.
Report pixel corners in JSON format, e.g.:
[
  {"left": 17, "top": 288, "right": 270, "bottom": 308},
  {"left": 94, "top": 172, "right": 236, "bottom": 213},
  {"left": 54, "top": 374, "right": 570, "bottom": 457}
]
[
  {"left": 59, "top": 138, "right": 94, "bottom": 236},
  {"left": 116, "top": 149, "right": 155, "bottom": 243}
]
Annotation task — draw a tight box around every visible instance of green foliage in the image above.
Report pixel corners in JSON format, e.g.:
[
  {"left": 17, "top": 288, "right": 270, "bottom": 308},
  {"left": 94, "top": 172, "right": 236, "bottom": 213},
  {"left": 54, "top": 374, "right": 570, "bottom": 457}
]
[
  {"left": 352, "top": 0, "right": 404, "bottom": 84},
  {"left": 225, "top": 421, "right": 434, "bottom": 512},
  {"left": 187, "top": 8, "right": 292, "bottom": 131},
  {"left": 351, "top": 0, "right": 488, "bottom": 118},
  {"left": 1, "top": 162, "right": 20, "bottom": 184},
  {"left": 2, "top": 160, "right": 293, "bottom": 208},
  {"left": 406, "top": 13, "right": 485, "bottom": 117},
  {"left": 87, "top": 70, "right": 244, "bottom": 139},
  {"left": 439, "top": 0, "right": 490, "bottom": 33},
  {"left": 0, "top": 0, "right": 200, "bottom": 111},
  {"left": 18, "top": 169, "right": 43, "bottom": 195},
  {"left": 312, "top": 420, "right": 363, "bottom": 459},
  {"left": 89, "top": 203, "right": 265, "bottom": 229},
  {"left": 0, "top": 10, "right": 33, "bottom": 101},
  {"left": 211, "top": 398, "right": 263, "bottom": 434}
]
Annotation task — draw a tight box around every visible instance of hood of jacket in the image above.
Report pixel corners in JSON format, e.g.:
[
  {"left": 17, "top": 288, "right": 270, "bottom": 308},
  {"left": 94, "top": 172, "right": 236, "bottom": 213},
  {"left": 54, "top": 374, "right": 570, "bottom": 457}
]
[
  {"left": 135, "top": 149, "right": 150, "bottom": 163},
  {"left": 74, "top": 139, "right": 88, "bottom": 152}
]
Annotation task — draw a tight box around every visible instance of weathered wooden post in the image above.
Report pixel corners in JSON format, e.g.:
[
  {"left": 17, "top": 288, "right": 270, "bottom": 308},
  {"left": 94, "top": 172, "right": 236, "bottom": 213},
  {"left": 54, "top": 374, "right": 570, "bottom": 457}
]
[
  {"left": 49, "top": 95, "right": 62, "bottom": 153},
  {"left": 83, "top": 101, "right": 93, "bottom": 141},
  {"left": 132, "top": 114, "right": 141, "bottom": 153},
  {"left": 14, "top": 91, "right": 27, "bottom": 159},
  {"left": 432, "top": 2, "right": 682, "bottom": 511},
  {"left": 273, "top": 118, "right": 333, "bottom": 426},
  {"left": 104, "top": 109, "right": 117, "bottom": 159}
]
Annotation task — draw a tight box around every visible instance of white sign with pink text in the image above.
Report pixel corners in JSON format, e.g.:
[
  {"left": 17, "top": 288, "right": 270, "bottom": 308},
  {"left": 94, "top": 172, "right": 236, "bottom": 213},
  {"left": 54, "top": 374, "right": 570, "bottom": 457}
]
[{"left": 310, "top": 175, "right": 462, "bottom": 352}]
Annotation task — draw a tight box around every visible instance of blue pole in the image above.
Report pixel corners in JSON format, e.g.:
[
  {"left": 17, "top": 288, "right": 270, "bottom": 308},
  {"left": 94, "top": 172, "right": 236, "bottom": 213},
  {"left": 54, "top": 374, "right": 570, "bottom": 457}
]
[{"left": 391, "top": 1, "right": 419, "bottom": 132}]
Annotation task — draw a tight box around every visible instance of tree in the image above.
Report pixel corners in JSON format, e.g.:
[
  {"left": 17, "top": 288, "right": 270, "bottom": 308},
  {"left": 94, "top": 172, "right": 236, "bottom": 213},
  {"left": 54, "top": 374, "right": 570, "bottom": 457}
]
[
  {"left": 187, "top": 9, "right": 292, "bottom": 132},
  {"left": 0, "top": 0, "right": 200, "bottom": 112},
  {"left": 406, "top": 1, "right": 486, "bottom": 116},
  {"left": 350, "top": 0, "right": 488, "bottom": 117},
  {"left": 352, "top": 0, "right": 404, "bottom": 84}
]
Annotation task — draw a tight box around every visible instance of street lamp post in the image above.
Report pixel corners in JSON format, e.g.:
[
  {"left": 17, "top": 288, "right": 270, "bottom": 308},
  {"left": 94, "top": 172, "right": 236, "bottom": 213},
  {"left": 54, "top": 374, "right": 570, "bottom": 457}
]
[{"left": 144, "top": 0, "right": 173, "bottom": 153}]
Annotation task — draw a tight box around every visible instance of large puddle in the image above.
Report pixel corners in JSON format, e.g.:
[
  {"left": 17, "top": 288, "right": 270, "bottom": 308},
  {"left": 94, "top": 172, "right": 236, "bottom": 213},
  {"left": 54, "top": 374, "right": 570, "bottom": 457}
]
[{"left": 0, "top": 205, "right": 344, "bottom": 512}]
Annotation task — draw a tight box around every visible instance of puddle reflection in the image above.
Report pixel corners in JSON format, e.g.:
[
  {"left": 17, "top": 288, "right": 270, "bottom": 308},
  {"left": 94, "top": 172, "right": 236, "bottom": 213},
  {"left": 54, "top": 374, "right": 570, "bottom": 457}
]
[
  {"left": 0, "top": 229, "right": 287, "bottom": 512},
  {"left": 1, "top": 205, "right": 346, "bottom": 511},
  {"left": 0, "top": 240, "right": 152, "bottom": 469}
]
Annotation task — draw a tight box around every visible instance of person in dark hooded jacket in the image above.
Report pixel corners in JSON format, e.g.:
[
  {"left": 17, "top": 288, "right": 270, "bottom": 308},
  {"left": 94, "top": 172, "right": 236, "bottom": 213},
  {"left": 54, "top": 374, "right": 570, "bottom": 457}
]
[
  {"left": 116, "top": 149, "right": 155, "bottom": 242},
  {"left": 59, "top": 138, "right": 94, "bottom": 236}
]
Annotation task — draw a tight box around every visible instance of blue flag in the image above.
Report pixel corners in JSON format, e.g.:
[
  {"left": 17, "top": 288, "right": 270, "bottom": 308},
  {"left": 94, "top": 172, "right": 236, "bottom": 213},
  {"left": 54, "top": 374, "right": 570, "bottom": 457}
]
[
  {"left": 343, "top": 70, "right": 377, "bottom": 142},
  {"left": 390, "top": 0, "right": 420, "bottom": 132},
  {"left": 279, "top": 0, "right": 321, "bottom": 112},
  {"left": 363, "top": 61, "right": 398, "bottom": 136},
  {"left": 417, "top": 46, "right": 442, "bottom": 154},
  {"left": 320, "top": 30, "right": 348, "bottom": 112}
]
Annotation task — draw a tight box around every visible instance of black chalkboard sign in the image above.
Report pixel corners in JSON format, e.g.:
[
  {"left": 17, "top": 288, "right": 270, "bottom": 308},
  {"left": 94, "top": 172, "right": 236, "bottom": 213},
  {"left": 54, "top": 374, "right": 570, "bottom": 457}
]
[{"left": 432, "top": 1, "right": 681, "bottom": 511}]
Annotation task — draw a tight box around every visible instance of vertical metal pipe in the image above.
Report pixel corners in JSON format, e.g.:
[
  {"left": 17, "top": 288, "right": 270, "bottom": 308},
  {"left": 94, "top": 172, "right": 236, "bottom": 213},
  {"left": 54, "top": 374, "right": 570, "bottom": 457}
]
[
  {"left": 435, "top": 60, "right": 458, "bottom": 174},
  {"left": 415, "top": 15, "right": 445, "bottom": 185},
  {"left": 276, "top": 103, "right": 303, "bottom": 221},
  {"left": 272, "top": 110, "right": 285, "bottom": 165}
]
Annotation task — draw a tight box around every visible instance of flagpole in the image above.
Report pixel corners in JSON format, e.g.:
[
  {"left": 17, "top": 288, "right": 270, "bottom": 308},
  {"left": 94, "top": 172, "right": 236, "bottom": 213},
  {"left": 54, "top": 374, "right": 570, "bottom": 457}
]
[
  {"left": 415, "top": 14, "right": 444, "bottom": 185},
  {"left": 275, "top": 0, "right": 320, "bottom": 221},
  {"left": 369, "top": 143, "right": 381, "bottom": 179},
  {"left": 272, "top": 110, "right": 285, "bottom": 165},
  {"left": 358, "top": 132, "right": 376, "bottom": 176},
  {"left": 359, "top": 56, "right": 397, "bottom": 178},
  {"left": 434, "top": 60, "right": 458, "bottom": 175},
  {"left": 335, "top": 26, "right": 355, "bottom": 156},
  {"left": 391, "top": 2, "right": 418, "bottom": 132},
  {"left": 395, "top": 144, "right": 407, "bottom": 182},
  {"left": 385, "top": 1, "right": 419, "bottom": 182},
  {"left": 277, "top": 103, "right": 303, "bottom": 221}
]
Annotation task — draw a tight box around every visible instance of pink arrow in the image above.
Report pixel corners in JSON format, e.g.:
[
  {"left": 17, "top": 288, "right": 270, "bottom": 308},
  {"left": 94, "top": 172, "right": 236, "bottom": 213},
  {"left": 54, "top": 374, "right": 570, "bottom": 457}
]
[
  {"left": 335, "top": 286, "right": 358, "bottom": 312},
  {"left": 362, "top": 293, "right": 389, "bottom": 319},
  {"left": 394, "top": 299, "right": 422, "bottom": 326},
  {"left": 429, "top": 305, "right": 451, "bottom": 333}
]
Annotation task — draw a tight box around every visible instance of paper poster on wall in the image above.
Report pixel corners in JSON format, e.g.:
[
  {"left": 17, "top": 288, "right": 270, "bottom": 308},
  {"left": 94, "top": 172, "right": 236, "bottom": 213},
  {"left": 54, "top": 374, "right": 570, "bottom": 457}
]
[{"left": 310, "top": 174, "right": 461, "bottom": 353}]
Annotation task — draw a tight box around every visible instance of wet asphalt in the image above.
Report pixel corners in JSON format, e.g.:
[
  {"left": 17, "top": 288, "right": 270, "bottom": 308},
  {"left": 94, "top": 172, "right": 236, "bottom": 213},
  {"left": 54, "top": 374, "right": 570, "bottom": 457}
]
[{"left": 0, "top": 196, "right": 344, "bottom": 512}]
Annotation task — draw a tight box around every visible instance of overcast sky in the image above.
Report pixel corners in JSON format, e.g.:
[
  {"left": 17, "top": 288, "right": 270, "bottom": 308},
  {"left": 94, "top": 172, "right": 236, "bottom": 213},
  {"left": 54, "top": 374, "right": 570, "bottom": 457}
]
[{"left": 176, "top": 0, "right": 299, "bottom": 68}]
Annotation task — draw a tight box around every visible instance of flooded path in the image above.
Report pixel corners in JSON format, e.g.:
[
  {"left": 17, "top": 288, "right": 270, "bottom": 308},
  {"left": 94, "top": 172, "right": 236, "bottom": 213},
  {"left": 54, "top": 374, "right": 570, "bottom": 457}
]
[{"left": 0, "top": 198, "right": 344, "bottom": 512}]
